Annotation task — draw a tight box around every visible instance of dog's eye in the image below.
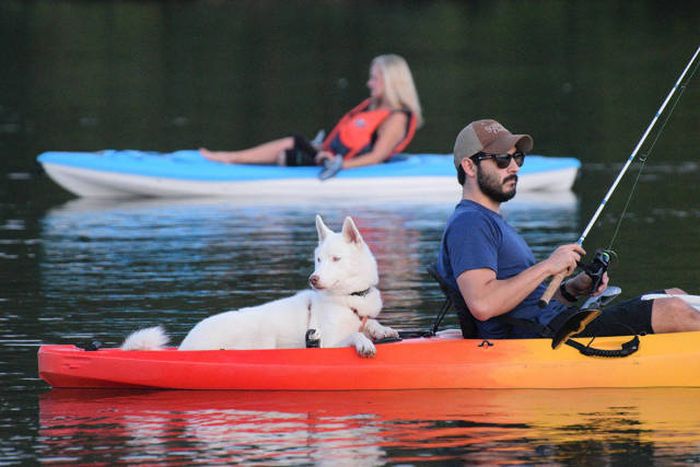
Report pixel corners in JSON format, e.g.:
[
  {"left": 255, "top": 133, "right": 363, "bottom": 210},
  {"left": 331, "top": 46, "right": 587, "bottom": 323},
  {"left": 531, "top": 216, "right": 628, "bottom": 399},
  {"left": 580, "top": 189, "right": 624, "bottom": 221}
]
[
  {"left": 316, "top": 257, "right": 321, "bottom": 263},
  {"left": 332, "top": 256, "right": 341, "bottom": 262}
]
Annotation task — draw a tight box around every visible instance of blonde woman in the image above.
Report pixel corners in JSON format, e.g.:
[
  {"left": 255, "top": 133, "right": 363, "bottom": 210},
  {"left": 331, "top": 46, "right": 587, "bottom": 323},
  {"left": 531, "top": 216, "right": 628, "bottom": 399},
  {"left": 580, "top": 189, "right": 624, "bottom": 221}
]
[{"left": 200, "top": 54, "right": 423, "bottom": 173}]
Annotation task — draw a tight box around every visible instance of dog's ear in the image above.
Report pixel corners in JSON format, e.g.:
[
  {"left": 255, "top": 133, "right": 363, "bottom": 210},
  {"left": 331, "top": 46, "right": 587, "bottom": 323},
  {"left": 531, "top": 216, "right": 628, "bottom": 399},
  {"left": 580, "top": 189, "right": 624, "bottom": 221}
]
[
  {"left": 342, "top": 217, "right": 364, "bottom": 245},
  {"left": 316, "top": 214, "right": 333, "bottom": 242}
]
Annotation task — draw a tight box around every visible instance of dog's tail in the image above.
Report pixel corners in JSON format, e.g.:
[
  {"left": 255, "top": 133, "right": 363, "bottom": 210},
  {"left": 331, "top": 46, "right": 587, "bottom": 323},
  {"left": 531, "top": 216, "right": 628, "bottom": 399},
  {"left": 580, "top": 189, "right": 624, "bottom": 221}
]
[{"left": 121, "top": 326, "right": 170, "bottom": 350}]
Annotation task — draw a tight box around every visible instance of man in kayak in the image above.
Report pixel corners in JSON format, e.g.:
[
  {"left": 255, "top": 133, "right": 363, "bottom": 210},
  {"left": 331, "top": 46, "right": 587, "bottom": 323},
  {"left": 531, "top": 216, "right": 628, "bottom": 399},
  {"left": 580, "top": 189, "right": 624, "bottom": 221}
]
[
  {"left": 199, "top": 54, "right": 423, "bottom": 178},
  {"left": 437, "top": 119, "right": 700, "bottom": 342}
]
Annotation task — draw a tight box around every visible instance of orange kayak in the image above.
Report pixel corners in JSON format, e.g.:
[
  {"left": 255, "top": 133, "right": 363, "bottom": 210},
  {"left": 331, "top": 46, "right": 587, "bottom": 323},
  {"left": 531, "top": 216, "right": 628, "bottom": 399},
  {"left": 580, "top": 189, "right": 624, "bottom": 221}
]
[{"left": 38, "top": 330, "right": 700, "bottom": 390}]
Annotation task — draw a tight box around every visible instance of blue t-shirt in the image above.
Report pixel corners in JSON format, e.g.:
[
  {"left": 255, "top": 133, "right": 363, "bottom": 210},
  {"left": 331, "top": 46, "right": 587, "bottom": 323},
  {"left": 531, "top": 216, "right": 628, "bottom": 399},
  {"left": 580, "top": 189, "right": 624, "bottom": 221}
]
[{"left": 437, "top": 200, "right": 564, "bottom": 338}]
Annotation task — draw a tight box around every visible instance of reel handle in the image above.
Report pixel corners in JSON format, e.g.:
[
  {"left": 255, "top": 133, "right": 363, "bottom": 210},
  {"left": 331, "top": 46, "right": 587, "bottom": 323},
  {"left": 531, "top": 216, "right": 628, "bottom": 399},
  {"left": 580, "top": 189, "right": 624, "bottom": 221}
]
[
  {"left": 538, "top": 272, "right": 566, "bottom": 308},
  {"left": 584, "top": 249, "right": 612, "bottom": 293}
]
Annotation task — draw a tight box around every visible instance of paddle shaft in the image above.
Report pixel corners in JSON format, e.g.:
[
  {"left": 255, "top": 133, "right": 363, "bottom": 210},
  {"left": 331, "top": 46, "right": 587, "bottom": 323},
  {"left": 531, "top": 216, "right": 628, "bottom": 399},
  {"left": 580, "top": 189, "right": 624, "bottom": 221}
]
[{"left": 540, "top": 44, "right": 700, "bottom": 307}]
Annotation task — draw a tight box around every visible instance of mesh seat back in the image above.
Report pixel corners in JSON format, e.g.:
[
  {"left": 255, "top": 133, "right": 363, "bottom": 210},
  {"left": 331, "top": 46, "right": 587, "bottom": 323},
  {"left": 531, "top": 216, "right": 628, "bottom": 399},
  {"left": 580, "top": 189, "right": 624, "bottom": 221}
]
[{"left": 426, "top": 265, "right": 479, "bottom": 338}]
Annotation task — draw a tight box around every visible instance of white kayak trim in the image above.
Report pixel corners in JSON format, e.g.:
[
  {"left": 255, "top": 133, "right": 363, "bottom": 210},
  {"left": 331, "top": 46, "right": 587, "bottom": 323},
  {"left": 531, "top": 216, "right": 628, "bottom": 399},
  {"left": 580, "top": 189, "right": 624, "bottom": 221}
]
[{"left": 641, "top": 294, "right": 700, "bottom": 311}]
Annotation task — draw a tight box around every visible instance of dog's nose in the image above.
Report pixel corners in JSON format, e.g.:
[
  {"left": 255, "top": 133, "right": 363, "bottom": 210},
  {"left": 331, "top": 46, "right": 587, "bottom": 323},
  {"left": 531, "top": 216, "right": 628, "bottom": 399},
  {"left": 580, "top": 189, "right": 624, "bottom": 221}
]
[{"left": 309, "top": 275, "right": 320, "bottom": 288}]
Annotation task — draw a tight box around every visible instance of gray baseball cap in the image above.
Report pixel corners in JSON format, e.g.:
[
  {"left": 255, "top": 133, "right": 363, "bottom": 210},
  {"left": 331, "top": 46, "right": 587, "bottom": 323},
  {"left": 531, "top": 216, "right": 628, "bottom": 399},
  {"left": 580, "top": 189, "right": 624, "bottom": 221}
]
[{"left": 453, "top": 119, "right": 533, "bottom": 169}]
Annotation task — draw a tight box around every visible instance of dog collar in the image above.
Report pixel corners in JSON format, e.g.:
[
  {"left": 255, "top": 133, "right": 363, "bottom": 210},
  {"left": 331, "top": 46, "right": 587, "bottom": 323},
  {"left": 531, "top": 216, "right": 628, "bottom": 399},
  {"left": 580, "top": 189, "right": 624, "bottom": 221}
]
[{"left": 350, "top": 287, "right": 372, "bottom": 297}]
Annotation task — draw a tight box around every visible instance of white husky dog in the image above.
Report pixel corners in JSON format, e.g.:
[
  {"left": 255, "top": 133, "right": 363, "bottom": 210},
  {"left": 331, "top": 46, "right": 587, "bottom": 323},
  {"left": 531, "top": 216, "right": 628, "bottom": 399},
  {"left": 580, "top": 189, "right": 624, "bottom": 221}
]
[{"left": 121, "top": 215, "right": 399, "bottom": 357}]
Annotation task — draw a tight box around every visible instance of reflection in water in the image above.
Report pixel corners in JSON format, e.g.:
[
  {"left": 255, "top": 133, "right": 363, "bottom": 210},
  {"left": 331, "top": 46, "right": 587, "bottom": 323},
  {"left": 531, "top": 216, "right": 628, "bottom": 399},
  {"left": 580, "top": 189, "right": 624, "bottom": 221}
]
[
  {"left": 38, "top": 388, "right": 700, "bottom": 465},
  {"left": 39, "top": 194, "right": 578, "bottom": 343}
]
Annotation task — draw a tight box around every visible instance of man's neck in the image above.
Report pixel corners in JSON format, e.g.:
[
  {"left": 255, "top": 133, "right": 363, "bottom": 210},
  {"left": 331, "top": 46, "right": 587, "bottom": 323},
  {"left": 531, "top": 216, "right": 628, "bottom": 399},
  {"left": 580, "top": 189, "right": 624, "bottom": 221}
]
[{"left": 462, "top": 186, "right": 501, "bottom": 213}]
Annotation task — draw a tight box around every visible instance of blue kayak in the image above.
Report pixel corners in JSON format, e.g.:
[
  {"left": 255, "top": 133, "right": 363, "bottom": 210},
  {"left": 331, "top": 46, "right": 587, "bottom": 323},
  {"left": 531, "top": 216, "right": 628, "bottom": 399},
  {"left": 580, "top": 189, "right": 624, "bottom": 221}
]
[{"left": 37, "top": 150, "right": 580, "bottom": 200}]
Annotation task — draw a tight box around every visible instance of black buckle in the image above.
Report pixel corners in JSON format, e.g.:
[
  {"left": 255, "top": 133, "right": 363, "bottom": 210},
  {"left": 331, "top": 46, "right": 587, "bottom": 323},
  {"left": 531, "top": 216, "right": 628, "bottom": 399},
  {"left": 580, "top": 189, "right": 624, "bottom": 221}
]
[
  {"left": 305, "top": 329, "right": 320, "bottom": 348},
  {"left": 76, "top": 340, "right": 103, "bottom": 351}
]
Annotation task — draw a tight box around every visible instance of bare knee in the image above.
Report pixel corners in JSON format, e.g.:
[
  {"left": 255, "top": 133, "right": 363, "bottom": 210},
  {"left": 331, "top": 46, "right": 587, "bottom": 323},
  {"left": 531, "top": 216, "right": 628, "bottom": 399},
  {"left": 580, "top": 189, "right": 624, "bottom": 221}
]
[
  {"left": 279, "top": 136, "right": 295, "bottom": 147},
  {"left": 664, "top": 287, "right": 687, "bottom": 295},
  {"left": 651, "top": 297, "right": 700, "bottom": 333}
]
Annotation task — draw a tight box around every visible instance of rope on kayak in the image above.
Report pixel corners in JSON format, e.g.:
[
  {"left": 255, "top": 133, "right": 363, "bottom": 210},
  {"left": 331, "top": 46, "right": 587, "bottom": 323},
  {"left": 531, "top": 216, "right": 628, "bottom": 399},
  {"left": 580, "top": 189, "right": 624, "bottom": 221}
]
[{"left": 565, "top": 335, "right": 639, "bottom": 358}]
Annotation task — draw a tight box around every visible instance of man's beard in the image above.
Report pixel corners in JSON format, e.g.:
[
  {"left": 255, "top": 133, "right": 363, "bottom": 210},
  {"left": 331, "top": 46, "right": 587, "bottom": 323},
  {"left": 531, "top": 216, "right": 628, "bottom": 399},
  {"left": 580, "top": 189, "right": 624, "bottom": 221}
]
[{"left": 476, "top": 167, "right": 518, "bottom": 203}]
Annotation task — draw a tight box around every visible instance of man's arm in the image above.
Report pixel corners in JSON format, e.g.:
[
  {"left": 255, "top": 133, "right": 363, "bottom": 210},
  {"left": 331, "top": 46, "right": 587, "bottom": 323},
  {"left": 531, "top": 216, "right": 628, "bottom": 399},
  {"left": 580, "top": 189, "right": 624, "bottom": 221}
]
[{"left": 456, "top": 243, "right": 585, "bottom": 321}]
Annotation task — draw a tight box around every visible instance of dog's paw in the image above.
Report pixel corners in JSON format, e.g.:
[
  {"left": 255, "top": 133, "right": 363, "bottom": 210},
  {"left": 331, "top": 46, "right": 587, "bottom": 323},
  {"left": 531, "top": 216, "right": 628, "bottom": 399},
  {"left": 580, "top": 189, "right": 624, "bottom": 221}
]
[
  {"left": 354, "top": 334, "right": 376, "bottom": 358},
  {"left": 363, "top": 319, "right": 400, "bottom": 341}
]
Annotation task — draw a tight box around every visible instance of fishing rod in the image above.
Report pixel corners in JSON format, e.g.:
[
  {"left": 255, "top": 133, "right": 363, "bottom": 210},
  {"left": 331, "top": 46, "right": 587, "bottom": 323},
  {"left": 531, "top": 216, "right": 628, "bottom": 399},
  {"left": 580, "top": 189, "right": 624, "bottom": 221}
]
[{"left": 539, "top": 43, "right": 700, "bottom": 307}]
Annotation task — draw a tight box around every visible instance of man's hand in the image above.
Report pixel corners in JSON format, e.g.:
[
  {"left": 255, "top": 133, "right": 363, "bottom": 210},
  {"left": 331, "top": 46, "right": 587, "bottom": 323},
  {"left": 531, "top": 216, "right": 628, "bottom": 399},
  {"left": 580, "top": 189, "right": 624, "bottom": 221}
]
[
  {"left": 546, "top": 243, "right": 586, "bottom": 276},
  {"left": 568, "top": 271, "right": 609, "bottom": 297}
]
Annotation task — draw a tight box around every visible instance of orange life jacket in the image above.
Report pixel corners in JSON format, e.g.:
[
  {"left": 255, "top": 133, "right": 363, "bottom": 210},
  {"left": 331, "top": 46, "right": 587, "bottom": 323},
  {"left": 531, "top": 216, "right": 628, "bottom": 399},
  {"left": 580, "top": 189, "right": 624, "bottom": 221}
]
[{"left": 322, "top": 99, "right": 417, "bottom": 160}]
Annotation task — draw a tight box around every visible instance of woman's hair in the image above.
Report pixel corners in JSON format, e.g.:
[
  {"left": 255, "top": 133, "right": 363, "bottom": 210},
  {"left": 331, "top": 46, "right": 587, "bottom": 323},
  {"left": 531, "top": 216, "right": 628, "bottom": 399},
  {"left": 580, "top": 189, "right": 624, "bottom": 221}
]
[{"left": 371, "top": 54, "right": 424, "bottom": 128}]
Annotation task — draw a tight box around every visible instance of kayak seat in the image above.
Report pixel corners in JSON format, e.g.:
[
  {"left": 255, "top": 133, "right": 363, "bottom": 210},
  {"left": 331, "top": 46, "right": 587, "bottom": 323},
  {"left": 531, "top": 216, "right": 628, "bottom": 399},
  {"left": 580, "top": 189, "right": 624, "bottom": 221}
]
[
  {"left": 424, "top": 265, "right": 640, "bottom": 357},
  {"left": 425, "top": 265, "right": 478, "bottom": 338},
  {"left": 426, "top": 265, "right": 605, "bottom": 342}
]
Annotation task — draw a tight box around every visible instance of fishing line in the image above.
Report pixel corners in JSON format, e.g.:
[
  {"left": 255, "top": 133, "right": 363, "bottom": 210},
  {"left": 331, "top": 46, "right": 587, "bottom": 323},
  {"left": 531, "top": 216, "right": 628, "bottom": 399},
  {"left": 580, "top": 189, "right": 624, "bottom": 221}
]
[
  {"left": 606, "top": 54, "right": 700, "bottom": 251},
  {"left": 577, "top": 44, "right": 700, "bottom": 246},
  {"left": 539, "top": 44, "right": 700, "bottom": 306}
]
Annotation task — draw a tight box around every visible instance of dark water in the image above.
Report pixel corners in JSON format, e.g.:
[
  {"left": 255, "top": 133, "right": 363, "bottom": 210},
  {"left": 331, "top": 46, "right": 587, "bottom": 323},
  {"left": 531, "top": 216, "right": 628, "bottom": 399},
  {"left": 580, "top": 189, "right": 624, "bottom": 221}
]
[{"left": 2, "top": 1, "right": 700, "bottom": 464}]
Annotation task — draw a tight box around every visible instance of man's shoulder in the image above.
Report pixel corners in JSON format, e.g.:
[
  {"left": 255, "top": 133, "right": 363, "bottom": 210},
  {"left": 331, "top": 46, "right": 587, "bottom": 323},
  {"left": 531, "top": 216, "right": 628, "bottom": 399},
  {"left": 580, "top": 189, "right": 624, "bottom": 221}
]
[
  {"left": 449, "top": 201, "right": 501, "bottom": 227},
  {"left": 444, "top": 202, "right": 506, "bottom": 245}
]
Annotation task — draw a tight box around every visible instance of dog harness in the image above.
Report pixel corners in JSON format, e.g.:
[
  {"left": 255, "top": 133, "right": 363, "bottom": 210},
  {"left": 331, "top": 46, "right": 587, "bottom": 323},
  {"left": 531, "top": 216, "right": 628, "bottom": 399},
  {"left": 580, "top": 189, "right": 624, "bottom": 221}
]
[
  {"left": 322, "top": 98, "right": 417, "bottom": 160},
  {"left": 350, "top": 286, "right": 374, "bottom": 332},
  {"left": 304, "top": 288, "right": 374, "bottom": 348},
  {"left": 352, "top": 310, "right": 369, "bottom": 332},
  {"left": 305, "top": 298, "right": 320, "bottom": 348}
]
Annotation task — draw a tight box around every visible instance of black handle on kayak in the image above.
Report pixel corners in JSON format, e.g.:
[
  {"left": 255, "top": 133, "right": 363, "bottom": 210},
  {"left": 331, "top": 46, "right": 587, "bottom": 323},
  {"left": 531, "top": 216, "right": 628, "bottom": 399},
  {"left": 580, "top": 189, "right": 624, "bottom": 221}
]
[
  {"left": 565, "top": 335, "right": 640, "bottom": 358},
  {"left": 76, "top": 340, "right": 103, "bottom": 351}
]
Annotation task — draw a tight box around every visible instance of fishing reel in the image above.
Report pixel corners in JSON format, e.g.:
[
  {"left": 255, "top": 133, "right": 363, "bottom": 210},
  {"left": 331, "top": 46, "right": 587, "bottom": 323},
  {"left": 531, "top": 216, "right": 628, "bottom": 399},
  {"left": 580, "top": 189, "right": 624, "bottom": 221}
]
[
  {"left": 538, "top": 248, "right": 615, "bottom": 308},
  {"left": 580, "top": 249, "right": 615, "bottom": 293}
]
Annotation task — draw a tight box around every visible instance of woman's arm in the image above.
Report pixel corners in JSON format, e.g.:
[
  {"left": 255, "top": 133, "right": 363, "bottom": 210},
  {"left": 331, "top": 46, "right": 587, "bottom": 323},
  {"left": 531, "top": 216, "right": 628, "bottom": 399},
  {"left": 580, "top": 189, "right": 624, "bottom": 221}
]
[{"left": 342, "top": 112, "right": 409, "bottom": 169}]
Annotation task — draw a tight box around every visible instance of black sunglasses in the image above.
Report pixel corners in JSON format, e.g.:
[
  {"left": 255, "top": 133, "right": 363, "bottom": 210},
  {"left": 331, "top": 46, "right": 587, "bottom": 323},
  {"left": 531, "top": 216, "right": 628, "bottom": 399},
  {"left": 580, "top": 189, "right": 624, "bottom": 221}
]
[{"left": 470, "top": 151, "right": 526, "bottom": 169}]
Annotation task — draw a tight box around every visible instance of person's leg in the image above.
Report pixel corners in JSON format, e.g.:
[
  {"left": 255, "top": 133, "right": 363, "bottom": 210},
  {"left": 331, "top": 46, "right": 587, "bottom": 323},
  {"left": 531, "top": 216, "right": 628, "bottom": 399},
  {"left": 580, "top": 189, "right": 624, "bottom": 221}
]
[
  {"left": 577, "top": 287, "right": 700, "bottom": 337},
  {"left": 650, "top": 289, "right": 700, "bottom": 333},
  {"left": 200, "top": 137, "right": 295, "bottom": 164}
]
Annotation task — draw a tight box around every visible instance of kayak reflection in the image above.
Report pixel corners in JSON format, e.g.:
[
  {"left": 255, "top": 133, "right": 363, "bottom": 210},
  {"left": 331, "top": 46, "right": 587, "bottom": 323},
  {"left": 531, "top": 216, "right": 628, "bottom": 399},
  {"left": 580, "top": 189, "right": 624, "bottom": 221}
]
[{"left": 39, "top": 388, "right": 700, "bottom": 465}]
